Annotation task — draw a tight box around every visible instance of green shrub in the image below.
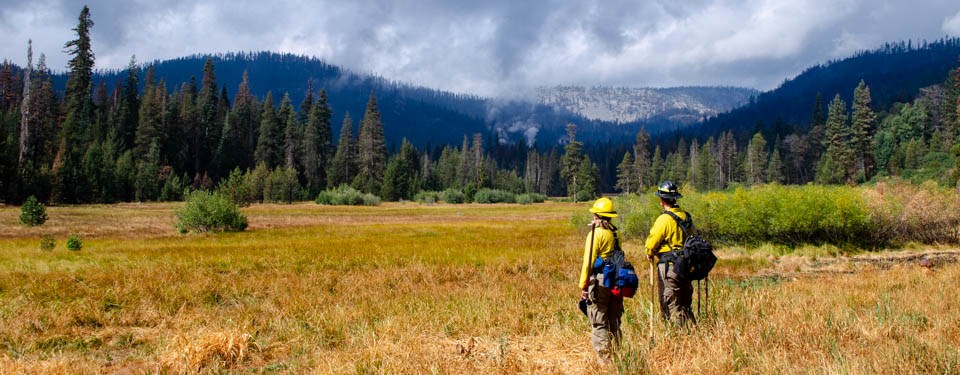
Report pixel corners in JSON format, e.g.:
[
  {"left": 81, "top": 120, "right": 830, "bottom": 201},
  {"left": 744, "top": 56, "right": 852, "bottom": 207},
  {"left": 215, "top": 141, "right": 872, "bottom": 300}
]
[
  {"left": 440, "top": 188, "right": 466, "bottom": 204},
  {"left": 66, "top": 234, "right": 83, "bottom": 251},
  {"left": 19, "top": 195, "right": 48, "bottom": 226},
  {"left": 414, "top": 191, "right": 440, "bottom": 204},
  {"left": 614, "top": 185, "right": 876, "bottom": 248},
  {"left": 40, "top": 234, "right": 55, "bottom": 251},
  {"left": 315, "top": 185, "right": 380, "bottom": 206},
  {"left": 515, "top": 193, "right": 546, "bottom": 204},
  {"left": 264, "top": 167, "right": 303, "bottom": 203},
  {"left": 217, "top": 167, "right": 253, "bottom": 207},
  {"left": 473, "top": 189, "right": 516, "bottom": 204},
  {"left": 176, "top": 191, "right": 248, "bottom": 233}
]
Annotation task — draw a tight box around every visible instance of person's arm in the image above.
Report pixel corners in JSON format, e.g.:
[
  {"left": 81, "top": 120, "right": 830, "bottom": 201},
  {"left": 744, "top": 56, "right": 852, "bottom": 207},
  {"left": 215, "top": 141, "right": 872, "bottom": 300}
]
[
  {"left": 578, "top": 229, "right": 595, "bottom": 292},
  {"left": 645, "top": 214, "right": 668, "bottom": 260}
]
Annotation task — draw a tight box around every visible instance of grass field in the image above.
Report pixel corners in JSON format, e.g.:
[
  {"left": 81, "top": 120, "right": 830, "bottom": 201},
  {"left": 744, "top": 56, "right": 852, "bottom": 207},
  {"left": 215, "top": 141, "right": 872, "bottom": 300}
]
[{"left": 0, "top": 202, "right": 958, "bottom": 373}]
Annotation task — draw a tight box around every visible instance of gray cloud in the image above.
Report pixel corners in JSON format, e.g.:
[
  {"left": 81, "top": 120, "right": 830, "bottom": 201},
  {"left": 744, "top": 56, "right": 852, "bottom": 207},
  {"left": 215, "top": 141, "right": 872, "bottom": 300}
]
[{"left": 1, "top": 0, "right": 958, "bottom": 97}]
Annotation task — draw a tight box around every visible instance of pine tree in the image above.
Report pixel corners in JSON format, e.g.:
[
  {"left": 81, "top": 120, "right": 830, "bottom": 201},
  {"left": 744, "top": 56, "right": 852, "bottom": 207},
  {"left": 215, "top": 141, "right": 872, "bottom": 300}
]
[
  {"left": 282, "top": 97, "right": 300, "bottom": 169},
  {"left": 818, "top": 94, "right": 851, "bottom": 184},
  {"left": 381, "top": 138, "right": 419, "bottom": 201},
  {"left": 18, "top": 40, "right": 33, "bottom": 165},
  {"left": 354, "top": 91, "right": 386, "bottom": 194},
  {"left": 812, "top": 92, "right": 826, "bottom": 128},
  {"left": 851, "top": 80, "right": 877, "bottom": 180},
  {"left": 560, "top": 124, "right": 585, "bottom": 200},
  {"left": 196, "top": 58, "right": 218, "bottom": 175},
  {"left": 650, "top": 145, "right": 663, "bottom": 185},
  {"left": 134, "top": 66, "right": 166, "bottom": 160},
  {"left": 633, "top": 128, "right": 651, "bottom": 190},
  {"left": 696, "top": 138, "right": 716, "bottom": 190},
  {"left": 614, "top": 151, "right": 636, "bottom": 193},
  {"left": 218, "top": 71, "right": 257, "bottom": 172},
  {"left": 302, "top": 89, "right": 332, "bottom": 194},
  {"left": 746, "top": 131, "right": 768, "bottom": 185},
  {"left": 254, "top": 92, "right": 279, "bottom": 168},
  {"left": 327, "top": 112, "right": 356, "bottom": 188},
  {"left": 52, "top": 5, "right": 95, "bottom": 203},
  {"left": 767, "top": 142, "right": 785, "bottom": 184},
  {"left": 687, "top": 138, "right": 700, "bottom": 188}
]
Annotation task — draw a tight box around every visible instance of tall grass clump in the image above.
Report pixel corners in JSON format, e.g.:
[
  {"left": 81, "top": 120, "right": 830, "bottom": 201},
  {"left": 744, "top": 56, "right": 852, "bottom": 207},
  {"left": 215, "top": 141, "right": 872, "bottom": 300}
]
[
  {"left": 19, "top": 195, "right": 48, "bottom": 226},
  {"left": 315, "top": 185, "right": 380, "bottom": 206},
  {"left": 176, "top": 191, "right": 248, "bottom": 233},
  {"left": 864, "top": 179, "right": 960, "bottom": 245},
  {"left": 473, "top": 189, "right": 516, "bottom": 204}
]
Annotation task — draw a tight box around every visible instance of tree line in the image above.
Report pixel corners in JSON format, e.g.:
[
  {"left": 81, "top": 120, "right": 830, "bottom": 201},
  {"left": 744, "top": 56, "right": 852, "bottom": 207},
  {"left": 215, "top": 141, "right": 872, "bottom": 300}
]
[
  {"left": 615, "top": 70, "right": 960, "bottom": 191},
  {"left": 0, "top": 6, "right": 601, "bottom": 205}
]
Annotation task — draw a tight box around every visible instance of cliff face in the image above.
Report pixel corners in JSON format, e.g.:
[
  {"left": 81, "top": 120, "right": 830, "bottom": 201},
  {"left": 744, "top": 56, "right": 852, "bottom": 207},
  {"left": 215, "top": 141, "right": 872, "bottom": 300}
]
[{"left": 537, "top": 86, "right": 757, "bottom": 124}]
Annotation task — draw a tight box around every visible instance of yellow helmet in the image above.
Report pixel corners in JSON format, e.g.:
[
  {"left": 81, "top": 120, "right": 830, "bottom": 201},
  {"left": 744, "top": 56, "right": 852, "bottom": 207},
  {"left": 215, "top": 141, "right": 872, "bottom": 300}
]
[{"left": 589, "top": 197, "right": 618, "bottom": 218}]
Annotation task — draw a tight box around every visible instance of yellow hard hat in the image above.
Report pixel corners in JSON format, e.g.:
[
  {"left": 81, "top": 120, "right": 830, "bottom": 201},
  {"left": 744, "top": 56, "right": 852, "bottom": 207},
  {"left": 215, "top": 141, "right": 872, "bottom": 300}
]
[{"left": 589, "top": 197, "right": 618, "bottom": 218}]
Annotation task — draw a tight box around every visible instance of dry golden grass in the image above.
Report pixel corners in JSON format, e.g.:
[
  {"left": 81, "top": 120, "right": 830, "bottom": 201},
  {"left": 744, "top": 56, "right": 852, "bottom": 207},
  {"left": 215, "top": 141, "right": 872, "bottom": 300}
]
[{"left": 0, "top": 201, "right": 957, "bottom": 373}]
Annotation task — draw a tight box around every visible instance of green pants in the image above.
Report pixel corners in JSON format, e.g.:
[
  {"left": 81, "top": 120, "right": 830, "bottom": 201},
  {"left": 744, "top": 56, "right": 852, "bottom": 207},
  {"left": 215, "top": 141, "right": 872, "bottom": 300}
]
[{"left": 588, "top": 277, "right": 623, "bottom": 361}]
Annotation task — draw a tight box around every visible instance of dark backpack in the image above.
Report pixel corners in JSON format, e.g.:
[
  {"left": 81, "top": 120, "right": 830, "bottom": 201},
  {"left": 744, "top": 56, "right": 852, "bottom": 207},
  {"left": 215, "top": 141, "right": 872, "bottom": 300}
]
[{"left": 662, "top": 211, "right": 716, "bottom": 281}]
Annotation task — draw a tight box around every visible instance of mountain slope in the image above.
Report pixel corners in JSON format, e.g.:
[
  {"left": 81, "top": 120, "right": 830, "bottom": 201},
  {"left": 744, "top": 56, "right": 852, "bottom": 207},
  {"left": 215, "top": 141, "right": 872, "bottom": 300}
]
[
  {"left": 696, "top": 38, "right": 960, "bottom": 140},
  {"left": 538, "top": 86, "right": 756, "bottom": 124}
]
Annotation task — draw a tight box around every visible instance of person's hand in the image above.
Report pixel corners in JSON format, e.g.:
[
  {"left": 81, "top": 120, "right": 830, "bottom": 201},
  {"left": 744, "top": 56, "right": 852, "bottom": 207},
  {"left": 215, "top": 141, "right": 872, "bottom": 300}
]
[
  {"left": 647, "top": 254, "right": 655, "bottom": 262},
  {"left": 580, "top": 290, "right": 589, "bottom": 300}
]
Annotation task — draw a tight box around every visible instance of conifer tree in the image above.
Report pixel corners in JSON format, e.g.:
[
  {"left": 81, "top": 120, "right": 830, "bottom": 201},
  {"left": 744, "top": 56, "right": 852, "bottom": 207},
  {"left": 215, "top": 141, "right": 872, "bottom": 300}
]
[
  {"left": 52, "top": 5, "right": 95, "bottom": 203},
  {"left": 696, "top": 138, "right": 716, "bottom": 190},
  {"left": 381, "top": 138, "right": 419, "bottom": 201},
  {"left": 818, "top": 94, "right": 851, "bottom": 184},
  {"left": 767, "top": 142, "right": 785, "bottom": 184},
  {"left": 327, "top": 112, "right": 356, "bottom": 188},
  {"left": 851, "top": 80, "right": 876, "bottom": 180},
  {"left": 134, "top": 66, "right": 165, "bottom": 159},
  {"left": 196, "top": 58, "right": 218, "bottom": 174},
  {"left": 282, "top": 98, "right": 300, "bottom": 169},
  {"left": 218, "top": 71, "right": 257, "bottom": 172},
  {"left": 633, "top": 128, "right": 651, "bottom": 190},
  {"left": 614, "top": 151, "right": 636, "bottom": 193},
  {"left": 118, "top": 56, "right": 140, "bottom": 150},
  {"left": 254, "top": 92, "right": 279, "bottom": 168},
  {"left": 560, "top": 124, "right": 585, "bottom": 200},
  {"left": 650, "top": 145, "right": 663, "bottom": 185},
  {"left": 746, "top": 131, "right": 768, "bottom": 185},
  {"left": 687, "top": 138, "right": 700, "bottom": 188},
  {"left": 302, "top": 89, "right": 332, "bottom": 194},
  {"left": 354, "top": 91, "right": 386, "bottom": 194}
]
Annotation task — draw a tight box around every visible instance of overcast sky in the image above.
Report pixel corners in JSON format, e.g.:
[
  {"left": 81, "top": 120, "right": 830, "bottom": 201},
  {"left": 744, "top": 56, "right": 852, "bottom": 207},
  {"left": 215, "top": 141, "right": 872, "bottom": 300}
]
[{"left": 2, "top": 0, "right": 960, "bottom": 97}]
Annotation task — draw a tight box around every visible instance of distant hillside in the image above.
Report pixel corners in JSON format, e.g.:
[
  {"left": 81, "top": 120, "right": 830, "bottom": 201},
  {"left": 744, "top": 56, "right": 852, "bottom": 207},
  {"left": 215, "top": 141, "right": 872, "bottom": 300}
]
[
  {"left": 52, "top": 52, "right": 494, "bottom": 148},
  {"left": 538, "top": 86, "right": 756, "bottom": 124},
  {"left": 696, "top": 37, "right": 960, "bottom": 140},
  {"left": 46, "top": 53, "right": 705, "bottom": 148}
]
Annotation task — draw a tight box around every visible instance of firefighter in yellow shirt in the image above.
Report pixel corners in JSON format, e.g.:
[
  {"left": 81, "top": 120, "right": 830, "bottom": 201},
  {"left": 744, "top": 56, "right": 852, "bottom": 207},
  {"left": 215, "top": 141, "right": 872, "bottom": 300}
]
[
  {"left": 645, "top": 181, "right": 696, "bottom": 326},
  {"left": 578, "top": 197, "right": 622, "bottom": 363}
]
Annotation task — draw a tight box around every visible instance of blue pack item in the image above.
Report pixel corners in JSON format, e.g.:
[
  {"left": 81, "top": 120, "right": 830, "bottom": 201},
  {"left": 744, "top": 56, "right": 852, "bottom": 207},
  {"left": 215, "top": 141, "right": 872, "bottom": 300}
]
[{"left": 590, "top": 227, "right": 638, "bottom": 298}]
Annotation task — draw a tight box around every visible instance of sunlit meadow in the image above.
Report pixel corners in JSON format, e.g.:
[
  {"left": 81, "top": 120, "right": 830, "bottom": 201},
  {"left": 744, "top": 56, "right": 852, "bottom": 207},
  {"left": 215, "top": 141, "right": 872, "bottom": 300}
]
[{"left": 0, "top": 200, "right": 957, "bottom": 373}]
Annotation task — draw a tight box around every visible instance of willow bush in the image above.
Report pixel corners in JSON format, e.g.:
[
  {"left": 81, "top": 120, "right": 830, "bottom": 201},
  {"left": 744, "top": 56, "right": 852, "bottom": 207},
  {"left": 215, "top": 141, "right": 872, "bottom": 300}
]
[{"left": 612, "top": 181, "right": 960, "bottom": 249}]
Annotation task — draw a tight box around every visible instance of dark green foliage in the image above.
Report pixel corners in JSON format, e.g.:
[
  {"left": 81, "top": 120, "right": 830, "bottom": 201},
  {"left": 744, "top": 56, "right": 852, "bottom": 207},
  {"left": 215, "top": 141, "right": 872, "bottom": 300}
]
[
  {"left": 264, "top": 166, "right": 302, "bottom": 203},
  {"left": 176, "top": 190, "right": 248, "bottom": 233},
  {"left": 19, "top": 195, "right": 47, "bottom": 226},
  {"left": 254, "top": 92, "right": 280, "bottom": 168},
  {"left": 327, "top": 112, "right": 356, "bottom": 189},
  {"left": 440, "top": 188, "right": 466, "bottom": 204},
  {"left": 216, "top": 167, "right": 252, "bottom": 206},
  {"left": 39, "top": 234, "right": 55, "bottom": 251},
  {"left": 473, "top": 188, "right": 516, "bottom": 204},
  {"left": 414, "top": 191, "right": 440, "bottom": 204},
  {"left": 66, "top": 234, "right": 82, "bottom": 251},
  {"left": 315, "top": 185, "right": 380, "bottom": 206},
  {"left": 354, "top": 91, "right": 387, "bottom": 194},
  {"left": 381, "top": 139, "right": 420, "bottom": 201}
]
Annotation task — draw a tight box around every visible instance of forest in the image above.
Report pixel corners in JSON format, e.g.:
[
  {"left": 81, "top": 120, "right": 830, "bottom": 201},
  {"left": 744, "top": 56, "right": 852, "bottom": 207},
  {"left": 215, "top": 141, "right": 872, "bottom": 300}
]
[{"left": 1, "top": 6, "right": 959, "bottom": 206}]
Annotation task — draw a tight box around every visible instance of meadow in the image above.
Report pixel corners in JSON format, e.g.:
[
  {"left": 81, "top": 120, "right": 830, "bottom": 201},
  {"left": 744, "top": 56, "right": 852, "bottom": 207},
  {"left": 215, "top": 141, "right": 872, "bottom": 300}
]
[{"left": 0, "top": 200, "right": 958, "bottom": 373}]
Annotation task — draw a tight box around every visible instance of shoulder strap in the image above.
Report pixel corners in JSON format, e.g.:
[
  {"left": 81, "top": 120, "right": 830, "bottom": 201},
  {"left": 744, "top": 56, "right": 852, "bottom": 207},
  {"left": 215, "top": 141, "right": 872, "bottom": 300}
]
[{"left": 662, "top": 210, "right": 694, "bottom": 238}]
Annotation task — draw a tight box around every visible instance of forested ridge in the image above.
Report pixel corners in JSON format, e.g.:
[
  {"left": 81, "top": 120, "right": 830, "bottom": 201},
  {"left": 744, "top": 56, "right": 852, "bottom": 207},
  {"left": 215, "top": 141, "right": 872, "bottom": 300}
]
[{"left": 2, "top": 6, "right": 959, "bottom": 206}]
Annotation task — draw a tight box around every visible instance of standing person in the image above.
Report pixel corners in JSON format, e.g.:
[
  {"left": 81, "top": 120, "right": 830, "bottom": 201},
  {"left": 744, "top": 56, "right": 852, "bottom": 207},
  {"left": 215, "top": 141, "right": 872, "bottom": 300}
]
[
  {"left": 645, "top": 181, "right": 696, "bottom": 326},
  {"left": 578, "top": 197, "right": 623, "bottom": 364}
]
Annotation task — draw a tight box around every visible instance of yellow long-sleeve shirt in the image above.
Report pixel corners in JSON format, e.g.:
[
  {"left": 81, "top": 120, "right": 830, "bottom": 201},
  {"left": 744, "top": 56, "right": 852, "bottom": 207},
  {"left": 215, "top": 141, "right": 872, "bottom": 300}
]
[
  {"left": 579, "top": 225, "right": 616, "bottom": 290},
  {"left": 645, "top": 206, "right": 689, "bottom": 256}
]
